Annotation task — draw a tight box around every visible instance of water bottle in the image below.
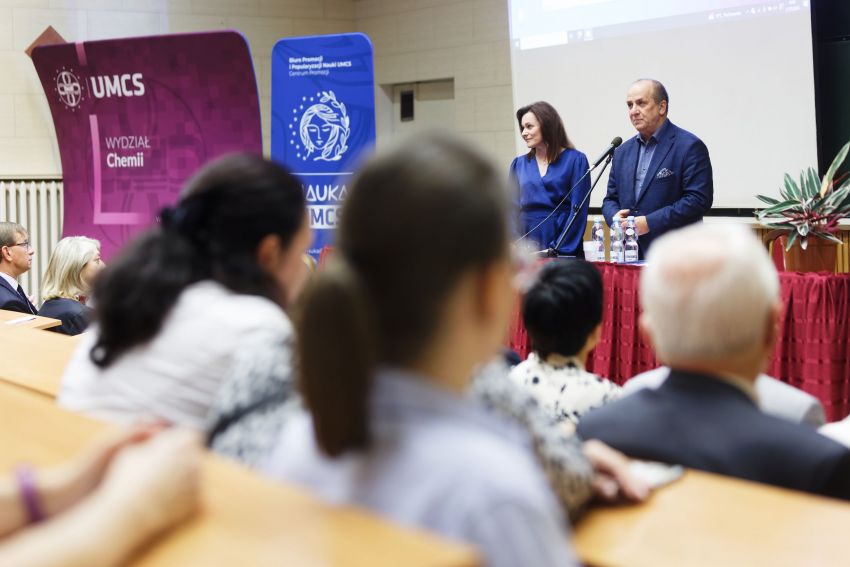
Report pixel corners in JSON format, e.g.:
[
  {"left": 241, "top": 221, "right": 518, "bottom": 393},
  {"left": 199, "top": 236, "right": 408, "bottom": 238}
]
[
  {"left": 610, "top": 220, "right": 624, "bottom": 263},
  {"left": 624, "top": 215, "right": 639, "bottom": 263},
  {"left": 591, "top": 216, "right": 606, "bottom": 262}
]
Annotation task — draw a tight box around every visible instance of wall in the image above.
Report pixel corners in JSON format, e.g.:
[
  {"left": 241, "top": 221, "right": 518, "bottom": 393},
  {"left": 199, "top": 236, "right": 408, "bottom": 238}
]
[
  {"left": 0, "top": 0, "right": 516, "bottom": 177},
  {"left": 357, "top": 0, "right": 515, "bottom": 166}
]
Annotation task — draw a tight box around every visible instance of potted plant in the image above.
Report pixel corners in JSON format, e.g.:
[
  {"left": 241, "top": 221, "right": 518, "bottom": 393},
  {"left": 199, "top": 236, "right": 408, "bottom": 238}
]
[{"left": 756, "top": 140, "right": 850, "bottom": 272}]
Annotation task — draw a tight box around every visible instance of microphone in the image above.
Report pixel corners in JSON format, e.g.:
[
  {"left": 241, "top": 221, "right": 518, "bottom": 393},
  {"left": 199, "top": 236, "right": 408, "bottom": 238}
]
[{"left": 590, "top": 136, "right": 623, "bottom": 169}]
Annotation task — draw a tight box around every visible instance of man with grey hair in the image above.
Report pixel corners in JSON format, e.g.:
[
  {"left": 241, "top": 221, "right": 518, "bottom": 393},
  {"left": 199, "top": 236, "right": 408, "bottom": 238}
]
[
  {"left": 0, "top": 222, "right": 36, "bottom": 314},
  {"left": 577, "top": 224, "right": 850, "bottom": 500},
  {"left": 601, "top": 79, "right": 713, "bottom": 257}
]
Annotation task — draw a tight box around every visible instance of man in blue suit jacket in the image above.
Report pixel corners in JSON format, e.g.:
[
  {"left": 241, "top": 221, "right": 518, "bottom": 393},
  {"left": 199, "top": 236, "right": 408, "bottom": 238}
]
[
  {"left": 602, "top": 79, "right": 713, "bottom": 257},
  {"left": 0, "top": 222, "right": 37, "bottom": 314}
]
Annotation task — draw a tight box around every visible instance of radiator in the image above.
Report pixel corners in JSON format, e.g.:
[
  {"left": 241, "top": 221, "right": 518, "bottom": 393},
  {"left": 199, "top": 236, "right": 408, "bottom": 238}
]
[{"left": 0, "top": 179, "right": 64, "bottom": 306}]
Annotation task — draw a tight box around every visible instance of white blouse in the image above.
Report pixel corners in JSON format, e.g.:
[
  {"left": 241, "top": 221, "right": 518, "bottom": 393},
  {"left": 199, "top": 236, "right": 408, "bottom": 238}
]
[
  {"left": 58, "top": 281, "right": 290, "bottom": 429},
  {"left": 509, "top": 353, "right": 621, "bottom": 425}
]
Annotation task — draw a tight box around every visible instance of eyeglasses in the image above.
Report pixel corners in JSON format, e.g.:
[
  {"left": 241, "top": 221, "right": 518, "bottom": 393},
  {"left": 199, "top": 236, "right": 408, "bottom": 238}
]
[{"left": 6, "top": 241, "right": 31, "bottom": 250}]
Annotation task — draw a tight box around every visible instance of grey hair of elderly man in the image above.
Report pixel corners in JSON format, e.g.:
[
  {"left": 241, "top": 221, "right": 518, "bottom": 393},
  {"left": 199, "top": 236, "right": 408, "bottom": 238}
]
[
  {"left": 627, "top": 224, "right": 825, "bottom": 426},
  {"left": 638, "top": 223, "right": 780, "bottom": 384}
]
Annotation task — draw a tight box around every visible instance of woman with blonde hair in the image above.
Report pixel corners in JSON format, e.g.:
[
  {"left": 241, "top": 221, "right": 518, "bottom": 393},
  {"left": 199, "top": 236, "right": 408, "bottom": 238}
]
[{"left": 38, "top": 236, "right": 104, "bottom": 335}]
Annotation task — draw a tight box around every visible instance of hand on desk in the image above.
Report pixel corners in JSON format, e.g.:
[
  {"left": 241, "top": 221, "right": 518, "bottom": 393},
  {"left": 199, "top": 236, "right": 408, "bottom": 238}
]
[
  {"left": 38, "top": 424, "right": 168, "bottom": 519},
  {"left": 95, "top": 428, "right": 201, "bottom": 536},
  {"left": 0, "top": 427, "right": 201, "bottom": 567},
  {"left": 583, "top": 439, "right": 650, "bottom": 503}
]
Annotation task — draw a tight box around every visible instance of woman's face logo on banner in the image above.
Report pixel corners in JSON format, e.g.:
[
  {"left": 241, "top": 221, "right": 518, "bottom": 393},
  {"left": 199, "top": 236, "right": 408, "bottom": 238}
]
[{"left": 291, "top": 90, "right": 350, "bottom": 162}]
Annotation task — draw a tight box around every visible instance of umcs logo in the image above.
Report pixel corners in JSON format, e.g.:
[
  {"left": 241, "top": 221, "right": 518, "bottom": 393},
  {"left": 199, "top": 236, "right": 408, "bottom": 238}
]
[
  {"left": 54, "top": 67, "right": 84, "bottom": 110},
  {"left": 55, "top": 69, "right": 146, "bottom": 110},
  {"left": 89, "top": 73, "right": 146, "bottom": 99}
]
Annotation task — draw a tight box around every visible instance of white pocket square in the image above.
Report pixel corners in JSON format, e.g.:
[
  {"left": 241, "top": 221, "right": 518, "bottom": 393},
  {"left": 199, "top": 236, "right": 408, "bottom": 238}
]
[{"left": 656, "top": 168, "right": 674, "bottom": 179}]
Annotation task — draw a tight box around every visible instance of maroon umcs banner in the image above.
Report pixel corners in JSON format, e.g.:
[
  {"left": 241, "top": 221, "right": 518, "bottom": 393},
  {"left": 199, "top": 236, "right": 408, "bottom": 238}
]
[{"left": 32, "top": 31, "right": 263, "bottom": 257}]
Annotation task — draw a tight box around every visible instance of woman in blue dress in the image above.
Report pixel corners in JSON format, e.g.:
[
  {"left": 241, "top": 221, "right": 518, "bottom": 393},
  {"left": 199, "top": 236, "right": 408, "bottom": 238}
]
[{"left": 510, "top": 101, "right": 590, "bottom": 256}]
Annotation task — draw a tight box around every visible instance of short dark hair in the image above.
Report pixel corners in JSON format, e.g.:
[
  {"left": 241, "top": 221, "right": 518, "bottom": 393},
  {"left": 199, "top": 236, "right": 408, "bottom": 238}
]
[
  {"left": 515, "top": 101, "right": 575, "bottom": 163},
  {"left": 634, "top": 78, "right": 669, "bottom": 110},
  {"left": 523, "top": 259, "right": 603, "bottom": 359}
]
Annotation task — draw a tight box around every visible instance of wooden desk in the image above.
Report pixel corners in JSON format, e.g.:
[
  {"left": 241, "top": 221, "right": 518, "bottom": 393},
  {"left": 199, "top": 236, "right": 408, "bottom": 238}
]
[
  {"left": 0, "top": 308, "right": 60, "bottom": 330},
  {"left": 0, "top": 383, "right": 478, "bottom": 567},
  {"left": 0, "top": 324, "right": 77, "bottom": 397},
  {"left": 574, "top": 469, "right": 850, "bottom": 567}
]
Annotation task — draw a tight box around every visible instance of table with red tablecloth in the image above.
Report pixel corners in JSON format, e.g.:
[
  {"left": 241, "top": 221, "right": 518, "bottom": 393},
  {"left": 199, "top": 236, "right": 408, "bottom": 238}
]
[{"left": 508, "top": 263, "right": 850, "bottom": 422}]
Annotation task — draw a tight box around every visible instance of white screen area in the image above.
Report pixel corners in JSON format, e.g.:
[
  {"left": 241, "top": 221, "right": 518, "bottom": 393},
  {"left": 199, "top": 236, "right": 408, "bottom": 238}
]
[{"left": 508, "top": 0, "right": 816, "bottom": 209}]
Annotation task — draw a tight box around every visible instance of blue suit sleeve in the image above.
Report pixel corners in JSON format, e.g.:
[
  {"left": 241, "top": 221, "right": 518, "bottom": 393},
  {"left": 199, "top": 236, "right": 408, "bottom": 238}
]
[{"left": 644, "top": 139, "right": 713, "bottom": 234}]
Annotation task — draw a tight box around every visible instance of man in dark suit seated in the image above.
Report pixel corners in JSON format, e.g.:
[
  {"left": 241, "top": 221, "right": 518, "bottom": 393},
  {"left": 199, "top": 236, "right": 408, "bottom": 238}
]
[
  {"left": 0, "top": 222, "right": 37, "bottom": 314},
  {"left": 602, "top": 79, "right": 713, "bottom": 257},
  {"left": 577, "top": 224, "right": 850, "bottom": 501}
]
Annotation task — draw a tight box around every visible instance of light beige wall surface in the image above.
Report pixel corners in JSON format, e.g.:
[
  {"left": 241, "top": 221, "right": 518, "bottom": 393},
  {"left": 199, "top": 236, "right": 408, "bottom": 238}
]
[
  {"left": 0, "top": 0, "right": 515, "bottom": 177},
  {"left": 357, "top": 0, "right": 516, "bottom": 166}
]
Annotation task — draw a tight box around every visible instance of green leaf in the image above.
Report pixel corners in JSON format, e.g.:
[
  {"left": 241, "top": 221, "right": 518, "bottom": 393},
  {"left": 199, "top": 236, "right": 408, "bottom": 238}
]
[
  {"left": 756, "top": 194, "right": 781, "bottom": 206},
  {"left": 760, "top": 200, "right": 803, "bottom": 216},
  {"left": 824, "top": 185, "right": 850, "bottom": 209},
  {"left": 785, "top": 231, "right": 799, "bottom": 251},
  {"left": 782, "top": 174, "right": 800, "bottom": 201},
  {"left": 805, "top": 168, "right": 821, "bottom": 200},
  {"left": 782, "top": 174, "right": 799, "bottom": 200},
  {"left": 821, "top": 139, "right": 850, "bottom": 197},
  {"left": 820, "top": 142, "right": 850, "bottom": 197},
  {"left": 810, "top": 231, "right": 844, "bottom": 245}
]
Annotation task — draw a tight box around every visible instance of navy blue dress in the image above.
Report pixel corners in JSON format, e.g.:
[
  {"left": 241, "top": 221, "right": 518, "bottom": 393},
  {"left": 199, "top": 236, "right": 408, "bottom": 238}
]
[
  {"left": 510, "top": 149, "right": 591, "bottom": 256},
  {"left": 38, "top": 297, "right": 92, "bottom": 336}
]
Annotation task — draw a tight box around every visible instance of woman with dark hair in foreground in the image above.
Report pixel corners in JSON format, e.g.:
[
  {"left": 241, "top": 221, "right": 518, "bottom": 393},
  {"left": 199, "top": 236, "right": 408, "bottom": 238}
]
[
  {"left": 58, "top": 153, "right": 311, "bottom": 429},
  {"left": 263, "top": 133, "right": 588, "bottom": 566}
]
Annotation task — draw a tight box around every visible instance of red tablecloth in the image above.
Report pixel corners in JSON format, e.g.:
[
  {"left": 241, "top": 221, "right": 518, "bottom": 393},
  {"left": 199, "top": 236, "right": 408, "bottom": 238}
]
[{"left": 508, "top": 263, "right": 850, "bottom": 422}]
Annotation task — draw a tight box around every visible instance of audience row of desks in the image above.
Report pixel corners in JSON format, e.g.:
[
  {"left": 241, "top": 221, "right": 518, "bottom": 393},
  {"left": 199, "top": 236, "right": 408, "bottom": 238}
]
[
  {"left": 0, "top": 308, "right": 60, "bottom": 331},
  {"left": 2, "top": 322, "right": 850, "bottom": 566},
  {"left": 0, "top": 324, "right": 477, "bottom": 567}
]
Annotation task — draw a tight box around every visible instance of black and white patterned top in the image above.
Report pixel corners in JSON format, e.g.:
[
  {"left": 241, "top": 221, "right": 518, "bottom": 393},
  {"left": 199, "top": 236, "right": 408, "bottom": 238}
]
[
  {"left": 206, "top": 327, "right": 301, "bottom": 467},
  {"left": 470, "top": 361, "right": 594, "bottom": 520},
  {"left": 509, "top": 353, "right": 622, "bottom": 425}
]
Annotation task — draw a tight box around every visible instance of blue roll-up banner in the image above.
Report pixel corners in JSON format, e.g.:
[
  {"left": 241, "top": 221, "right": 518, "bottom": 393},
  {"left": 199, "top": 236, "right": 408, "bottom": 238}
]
[{"left": 271, "top": 33, "right": 376, "bottom": 258}]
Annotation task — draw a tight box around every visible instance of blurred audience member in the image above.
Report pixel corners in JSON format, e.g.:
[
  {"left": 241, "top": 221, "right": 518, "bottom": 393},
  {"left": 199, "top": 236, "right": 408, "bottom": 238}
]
[
  {"left": 578, "top": 224, "right": 850, "bottom": 500},
  {"left": 511, "top": 259, "right": 620, "bottom": 424},
  {"left": 263, "top": 133, "right": 579, "bottom": 566},
  {"left": 0, "top": 222, "right": 36, "bottom": 314},
  {"left": 0, "top": 427, "right": 199, "bottom": 567},
  {"left": 59, "top": 154, "right": 310, "bottom": 429},
  {"left": 38, "top": 236, "right": 104, "bottom": 335},
  {"left": 624, "top": 367, "right": 826, "bottom": 427}
]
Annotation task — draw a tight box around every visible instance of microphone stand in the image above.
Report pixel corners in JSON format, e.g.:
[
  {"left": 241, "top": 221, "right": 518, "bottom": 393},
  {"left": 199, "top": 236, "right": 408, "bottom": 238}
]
[{"left": 543, "top": 152, "right": 613, "bottom": 258}]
